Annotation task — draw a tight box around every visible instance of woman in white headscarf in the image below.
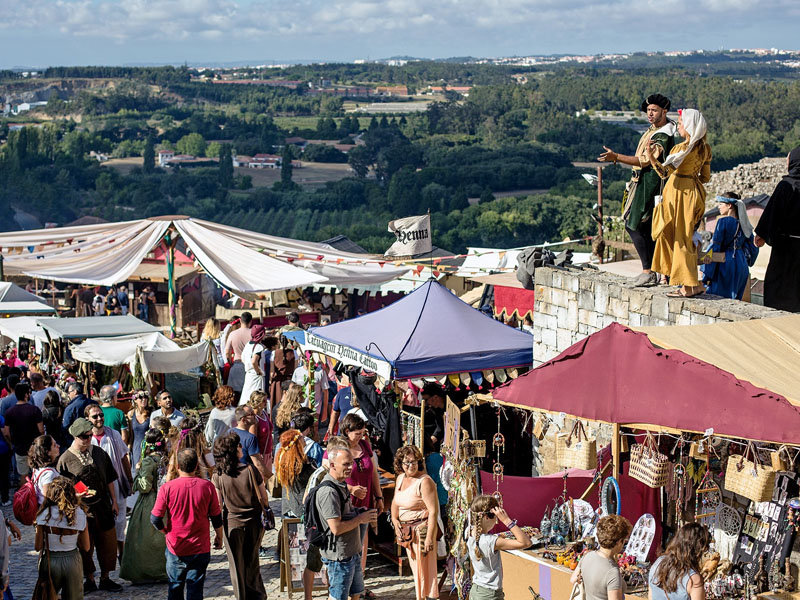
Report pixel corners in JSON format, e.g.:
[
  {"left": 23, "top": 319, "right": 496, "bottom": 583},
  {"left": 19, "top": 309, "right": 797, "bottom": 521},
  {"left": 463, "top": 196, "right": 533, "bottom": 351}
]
[
  {"left": 701, "top": 192, "right": 758, "bottom": 300},
  {"left": 646, "top": 108, "right": 712, "bottom": 297}
]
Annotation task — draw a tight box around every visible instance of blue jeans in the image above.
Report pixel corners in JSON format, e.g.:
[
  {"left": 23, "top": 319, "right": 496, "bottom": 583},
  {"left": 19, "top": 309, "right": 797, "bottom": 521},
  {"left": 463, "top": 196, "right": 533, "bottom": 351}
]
[
  {"left": 322, "top": 553, "right": 364, "bottom": 600},
  {"left": 165, "top": 550, "right": 210, "bottom": 600}
]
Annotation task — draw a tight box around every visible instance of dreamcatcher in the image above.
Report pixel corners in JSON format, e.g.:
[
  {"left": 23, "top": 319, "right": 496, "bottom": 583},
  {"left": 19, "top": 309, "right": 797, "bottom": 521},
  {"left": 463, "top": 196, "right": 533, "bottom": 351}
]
[
  {"left": 695, "top": 467, "right": 721, "bottom": 529},
  {"left": 667, "top": 436, "right": 690, "bottom": 526},
  {"left": 492, "top": 405, "right": 505, "bottom": 496}
]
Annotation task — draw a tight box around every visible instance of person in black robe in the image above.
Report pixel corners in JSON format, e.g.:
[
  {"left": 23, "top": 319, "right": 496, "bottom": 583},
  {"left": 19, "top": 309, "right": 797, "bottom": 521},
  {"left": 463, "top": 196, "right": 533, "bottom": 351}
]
[{"left": 755, "top": 147, "right": 800, "bottom": 311}]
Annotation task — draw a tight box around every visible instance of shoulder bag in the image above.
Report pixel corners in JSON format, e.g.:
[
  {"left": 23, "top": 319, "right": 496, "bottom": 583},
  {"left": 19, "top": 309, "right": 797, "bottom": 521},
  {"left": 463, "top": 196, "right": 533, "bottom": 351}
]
[{"left": 32, "top": 525, "right": 58, "bottom": 600}]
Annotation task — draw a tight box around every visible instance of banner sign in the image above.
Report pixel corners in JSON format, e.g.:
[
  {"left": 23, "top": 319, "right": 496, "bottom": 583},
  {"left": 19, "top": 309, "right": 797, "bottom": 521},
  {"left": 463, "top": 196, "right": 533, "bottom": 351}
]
[
  {"left": 302, "top": 332, "right": 393, "bottom": 380},
  {"left": 385, "top": 214, "right": 432, "bottom": 257}
]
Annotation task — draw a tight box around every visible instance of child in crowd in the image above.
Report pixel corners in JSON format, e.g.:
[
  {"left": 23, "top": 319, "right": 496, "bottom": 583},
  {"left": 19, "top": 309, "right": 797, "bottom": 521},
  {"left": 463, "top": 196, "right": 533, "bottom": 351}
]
[{"left": 467, "top": 495, "right": 531, "bottom": 600}]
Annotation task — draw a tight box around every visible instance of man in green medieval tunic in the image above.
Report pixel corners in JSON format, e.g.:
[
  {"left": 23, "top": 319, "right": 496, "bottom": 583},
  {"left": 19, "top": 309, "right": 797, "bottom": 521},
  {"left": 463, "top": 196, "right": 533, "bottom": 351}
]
[{"left": 599, "top": 94, "right": 676, "bottom": 287}]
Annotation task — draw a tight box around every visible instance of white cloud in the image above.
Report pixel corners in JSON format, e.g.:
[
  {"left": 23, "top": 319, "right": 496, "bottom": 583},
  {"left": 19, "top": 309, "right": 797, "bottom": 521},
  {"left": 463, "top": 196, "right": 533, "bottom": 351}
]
[{"left": 0, "top": 0, "right": 795, "bottom": 57}]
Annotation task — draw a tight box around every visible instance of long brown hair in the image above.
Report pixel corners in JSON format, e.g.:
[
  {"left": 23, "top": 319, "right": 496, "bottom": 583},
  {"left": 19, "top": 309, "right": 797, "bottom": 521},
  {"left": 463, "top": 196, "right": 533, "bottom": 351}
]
[
  {"left": 275, "top": 429, "right": 306, "bottom": 488},
  {"left": 652, "top": 522, "right": 711, "bottom": 593},
  {"left": 469, "top": 495, "right": 500, "bottom": 559},
  {"left": 275, "top": 383, "right": 303, "bottom": 428},
  {"left": 36, "top": 476, "right": 85, "bottom": 529}
]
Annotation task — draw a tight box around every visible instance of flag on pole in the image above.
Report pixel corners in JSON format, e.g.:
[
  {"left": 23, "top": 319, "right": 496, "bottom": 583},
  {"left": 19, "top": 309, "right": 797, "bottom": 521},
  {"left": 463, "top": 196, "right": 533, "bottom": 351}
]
[{"left": 385, "top": 214, "right": 432, "bottom": 257}]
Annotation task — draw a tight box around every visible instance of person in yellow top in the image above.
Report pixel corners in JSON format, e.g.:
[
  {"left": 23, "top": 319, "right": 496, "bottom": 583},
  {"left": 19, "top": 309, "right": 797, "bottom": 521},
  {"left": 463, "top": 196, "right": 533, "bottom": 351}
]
[{"left": 645, "top": 109, "right": 712, "bottom": 298}]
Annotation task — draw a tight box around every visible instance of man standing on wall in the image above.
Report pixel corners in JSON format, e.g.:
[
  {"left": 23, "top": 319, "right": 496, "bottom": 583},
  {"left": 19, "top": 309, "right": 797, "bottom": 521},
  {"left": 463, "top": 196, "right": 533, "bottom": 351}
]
[{"left": 598, "top": 94, "right": 676, "bottom": 287}]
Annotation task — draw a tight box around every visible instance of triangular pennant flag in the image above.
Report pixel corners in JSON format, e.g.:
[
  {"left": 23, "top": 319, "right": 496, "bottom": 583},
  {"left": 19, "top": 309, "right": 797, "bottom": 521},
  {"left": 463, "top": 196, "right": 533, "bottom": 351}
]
[
  {"left": 447, "top": 374, "right": 461, "bottom": 388},
  {"left": 297, "top": 253, "right": 304, "bottom": 259},
  {"left": 470, "top": 371, "right": 483, "bottom": 386},
  {"left": 433, "top": 270, "right": 440, "bottom": 277},
  {"left": 27, "top": 246, "right": 34, "bottom": 253},
  {"left": 433, "top": 258, "right": 441, "bottom": 265}
]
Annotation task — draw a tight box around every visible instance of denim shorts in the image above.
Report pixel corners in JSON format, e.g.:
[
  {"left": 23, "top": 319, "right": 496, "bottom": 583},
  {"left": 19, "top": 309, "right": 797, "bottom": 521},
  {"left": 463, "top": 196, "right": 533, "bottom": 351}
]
[{"left": 322, "top": 553, "right": 364, "bottom": 600}]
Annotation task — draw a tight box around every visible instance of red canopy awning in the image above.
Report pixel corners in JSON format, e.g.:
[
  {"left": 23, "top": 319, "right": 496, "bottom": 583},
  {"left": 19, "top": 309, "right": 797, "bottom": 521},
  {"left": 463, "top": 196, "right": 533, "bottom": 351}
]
[
  {"left": 493, "top": 284, "right": 535, "bottom": 319},
  {"left": 492, "top": 323, "right": 800, "bottom": 445}
]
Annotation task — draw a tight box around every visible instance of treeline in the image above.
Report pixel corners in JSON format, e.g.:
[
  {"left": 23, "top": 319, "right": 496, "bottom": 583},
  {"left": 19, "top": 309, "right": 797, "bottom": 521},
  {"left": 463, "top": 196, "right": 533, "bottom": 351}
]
[{"left": 42, "top": 65, "right": 191, "bottom": 85}]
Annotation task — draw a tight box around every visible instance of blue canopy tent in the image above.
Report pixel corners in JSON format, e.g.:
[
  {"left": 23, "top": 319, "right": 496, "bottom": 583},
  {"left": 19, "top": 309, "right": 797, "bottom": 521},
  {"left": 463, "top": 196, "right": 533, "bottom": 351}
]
[{"left": 284, "top": 279, "right": 533, "bottom": 380}]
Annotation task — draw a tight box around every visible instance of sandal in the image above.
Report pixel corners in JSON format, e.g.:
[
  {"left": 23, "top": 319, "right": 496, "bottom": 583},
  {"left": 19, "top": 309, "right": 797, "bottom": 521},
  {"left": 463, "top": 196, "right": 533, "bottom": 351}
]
[{"left": 363, "top": 590, "right": 377, "bottom": 599}]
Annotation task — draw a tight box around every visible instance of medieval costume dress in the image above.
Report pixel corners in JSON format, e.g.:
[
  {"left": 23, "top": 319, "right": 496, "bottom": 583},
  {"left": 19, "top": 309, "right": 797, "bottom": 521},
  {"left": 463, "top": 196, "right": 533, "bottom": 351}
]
[
  {"left": 701, "top": 197, "right": 757, "bottom": 300},
  {"left": 754, "top": 147, "right": 800, "bottom": 311},
  {"left": 650, "top": 109, "right": 712, "bottom": 293},
  {"left": 623, "top": 95, "right": 677, "bottom": 277}
]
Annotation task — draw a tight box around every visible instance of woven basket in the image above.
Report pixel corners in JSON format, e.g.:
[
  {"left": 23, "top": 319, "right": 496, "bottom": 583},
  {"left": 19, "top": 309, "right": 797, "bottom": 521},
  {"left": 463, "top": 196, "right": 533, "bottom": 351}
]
[
  {"left": 629, "top": 433, "right": 669, "bottom": 488},
  {"left": 724, "top": 443, "right": 775, "bottom": 503},
  {"left": 556, "top": 420, "right": 597, "bottom": 470}
]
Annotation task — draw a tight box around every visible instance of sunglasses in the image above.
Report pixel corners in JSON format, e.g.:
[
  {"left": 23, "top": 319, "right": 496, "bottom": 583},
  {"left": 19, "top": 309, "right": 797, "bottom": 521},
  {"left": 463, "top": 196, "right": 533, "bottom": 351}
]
[
  {"left": 77, "top": 433, "right": 92, "bottom": 440},
  {"left": 88, "top": 414, "right": 104, "bottom": 420}
]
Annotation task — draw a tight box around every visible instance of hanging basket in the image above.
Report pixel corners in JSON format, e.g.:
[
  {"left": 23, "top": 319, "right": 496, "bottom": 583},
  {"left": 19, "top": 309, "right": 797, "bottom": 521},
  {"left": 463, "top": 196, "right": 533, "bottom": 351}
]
[
  {"left": 629, "top": 432, "right": 669, "bottom": 489},
  {"left": 724, "top": 443, "right": 776, "bottom": 503},
  {"left": 556, "top": 420, "right": 597, "bottom": 470}
]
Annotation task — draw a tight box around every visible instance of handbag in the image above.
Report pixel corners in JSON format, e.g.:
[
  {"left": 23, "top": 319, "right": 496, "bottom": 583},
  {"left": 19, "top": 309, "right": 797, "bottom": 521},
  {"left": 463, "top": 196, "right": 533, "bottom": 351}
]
[
  {"left": 32, "top": 526, "right": 58, "bottom": 600},
  {"left": 248, "top": 466, "right": 276, "bottom": 531},
  {"left": 568, "top": 566, "right": 585, "bottom": 600},
  {"left": 629, "top": 432, "right": 669, "bottom": 489},
  {"left": 556, "top": 420, "right": 597, "bottom": 470}
]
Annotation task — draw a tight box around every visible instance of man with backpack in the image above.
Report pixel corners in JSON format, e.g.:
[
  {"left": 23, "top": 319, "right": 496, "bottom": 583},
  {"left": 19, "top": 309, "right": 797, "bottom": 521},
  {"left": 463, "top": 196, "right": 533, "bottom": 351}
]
[{"left": 310, "top": 444, "right": 377, "bottom": 600}]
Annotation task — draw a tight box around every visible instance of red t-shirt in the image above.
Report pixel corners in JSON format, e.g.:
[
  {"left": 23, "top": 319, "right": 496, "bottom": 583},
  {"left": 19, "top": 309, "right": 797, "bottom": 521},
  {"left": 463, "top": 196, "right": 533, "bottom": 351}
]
[{"left": 152, "top": 476, "right": 221, "bottom": 556}]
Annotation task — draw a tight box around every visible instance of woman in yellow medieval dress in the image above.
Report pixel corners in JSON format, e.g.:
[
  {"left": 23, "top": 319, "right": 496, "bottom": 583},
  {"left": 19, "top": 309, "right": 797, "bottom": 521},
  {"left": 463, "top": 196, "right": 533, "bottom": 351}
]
[{"left": 646, "top": 108, "right": 712, "bottom": 298}]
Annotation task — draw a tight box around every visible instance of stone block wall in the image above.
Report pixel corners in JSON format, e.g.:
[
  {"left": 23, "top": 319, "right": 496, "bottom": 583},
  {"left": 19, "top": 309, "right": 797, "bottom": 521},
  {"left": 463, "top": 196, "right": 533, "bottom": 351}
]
[{"left": 532, "top": 266, "right": 788, "bottom": 364}]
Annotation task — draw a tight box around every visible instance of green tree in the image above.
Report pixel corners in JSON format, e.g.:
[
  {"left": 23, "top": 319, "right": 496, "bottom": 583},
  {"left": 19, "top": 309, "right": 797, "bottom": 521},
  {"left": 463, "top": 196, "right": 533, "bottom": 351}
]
[
  {"left": 205, "top": 141, "right": 222, "bottom": 158},
  {"left": 176, "top": 132, "right": 206, "bottom": 156},
  {"left": 348, "top": 145, "right": 371, "bottom": 179},
  {"left": 218, "top": 143, "right": 233, "bottom": 188},
  {"left": 142, "top": 136, "right": 155, "bottom": 173},
  {"left": 281, "top": 145, "right": 293, "bottom": 185}
]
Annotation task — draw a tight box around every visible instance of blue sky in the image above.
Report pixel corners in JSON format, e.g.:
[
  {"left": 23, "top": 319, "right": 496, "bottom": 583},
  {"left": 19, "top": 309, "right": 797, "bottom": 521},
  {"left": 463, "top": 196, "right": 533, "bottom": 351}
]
[{"left": 1, "top": 0, "right": 798, "bottom": 68}]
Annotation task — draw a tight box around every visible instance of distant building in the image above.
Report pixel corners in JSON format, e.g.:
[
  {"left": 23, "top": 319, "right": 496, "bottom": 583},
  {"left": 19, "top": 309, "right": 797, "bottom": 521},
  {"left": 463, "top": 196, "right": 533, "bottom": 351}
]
[
  {"left": 233, "top": 155, "right": 252, "bottom": 168},
  {"left": 427, "top": 86, "right": 472, "bottom": 96},
  {"left": 158, "top": 149, "right": 175, "bottom": 167},
  {"left": 376, "top": 85, "right": 409, "bottom": 96},
  {"left": 248, "top": 153, "right": 282, "bottom": 169}
]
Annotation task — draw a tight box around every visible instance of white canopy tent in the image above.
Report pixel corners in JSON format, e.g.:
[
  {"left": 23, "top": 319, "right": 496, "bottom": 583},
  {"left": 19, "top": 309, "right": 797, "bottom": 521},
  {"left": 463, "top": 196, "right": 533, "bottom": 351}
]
[
  {"left": 0, "top": 282, "right": 56, "bottom": 315},
  {"left": 0, "top": 316, "right": 50, "bottom": 345},
  {"left": 69, "top": 332, "right": 214, "bottom": 376},
  {"left": 36, "top": 315, "right": 159, "bottom": 340},
  {"left": 0, "top": 216, "right": 407, "bottom": 297},
  {"left": 69, "top": 332, "right": 179, "bottom": 366}
]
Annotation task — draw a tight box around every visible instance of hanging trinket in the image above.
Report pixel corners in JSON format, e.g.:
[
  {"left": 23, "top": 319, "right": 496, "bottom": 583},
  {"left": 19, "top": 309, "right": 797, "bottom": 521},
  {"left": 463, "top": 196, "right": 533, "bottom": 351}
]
[{"left": 492, "top": 461, "right": 504, "bottom": 485}]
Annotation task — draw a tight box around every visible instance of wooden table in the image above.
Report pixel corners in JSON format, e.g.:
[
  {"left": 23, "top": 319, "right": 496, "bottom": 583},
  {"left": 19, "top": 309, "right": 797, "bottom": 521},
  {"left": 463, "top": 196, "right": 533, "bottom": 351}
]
[{"left": 500, "top": 550, "right": 646, "bottom": 600}]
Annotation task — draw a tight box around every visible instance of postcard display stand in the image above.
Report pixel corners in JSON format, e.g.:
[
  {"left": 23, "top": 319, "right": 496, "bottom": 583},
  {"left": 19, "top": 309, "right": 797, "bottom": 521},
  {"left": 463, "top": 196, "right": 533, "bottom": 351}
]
[
  {"left": 280, "top": 518, "right": 329, "bottom": 598},
  {"left": 731, "top": 471, "right": 798, "bottom": 582}
]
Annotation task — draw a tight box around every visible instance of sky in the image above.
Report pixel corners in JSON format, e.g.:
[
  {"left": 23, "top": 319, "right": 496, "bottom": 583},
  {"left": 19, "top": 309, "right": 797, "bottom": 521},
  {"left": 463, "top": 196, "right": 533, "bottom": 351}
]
[{"left": 1, "top": 0, "right": 799, "bottom": 69}]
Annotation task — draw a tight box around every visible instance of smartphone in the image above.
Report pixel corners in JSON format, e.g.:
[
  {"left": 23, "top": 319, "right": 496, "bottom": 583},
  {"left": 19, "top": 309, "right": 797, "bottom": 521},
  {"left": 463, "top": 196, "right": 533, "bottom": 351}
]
[{"left": 74, "top": 481, "right": 88, "bottom": 494}]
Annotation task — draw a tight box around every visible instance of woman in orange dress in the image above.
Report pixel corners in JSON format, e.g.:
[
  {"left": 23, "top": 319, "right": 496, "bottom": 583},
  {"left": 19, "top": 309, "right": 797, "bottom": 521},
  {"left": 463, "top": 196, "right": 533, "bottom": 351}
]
[
  {"left": 391, "top": 445, "right": 440, "bottom": 600},
  {"left": 647, "top": 108, "right": 712, "bottom": 298}
]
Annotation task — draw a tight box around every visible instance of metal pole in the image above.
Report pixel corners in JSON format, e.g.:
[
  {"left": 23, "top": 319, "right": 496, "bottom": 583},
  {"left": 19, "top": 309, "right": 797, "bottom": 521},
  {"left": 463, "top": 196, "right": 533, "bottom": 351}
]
[
  {"left": 597, "top": 165, "right": 604, "bottom": 264},
  {"left": 0, "top": 254, "right": 4, "bottom": 281}
]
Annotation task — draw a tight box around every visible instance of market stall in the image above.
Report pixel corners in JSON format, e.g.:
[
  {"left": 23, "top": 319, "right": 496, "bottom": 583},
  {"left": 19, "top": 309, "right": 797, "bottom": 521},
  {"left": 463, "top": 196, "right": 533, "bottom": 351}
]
[
  {"left": 0, "top": 282, "right": 56, "bottom": 315},
  {"left": 473, "top": 322, "right": 800, "bottom": 600},
  {"left": 283, "top": 279, "right": 534, "bottom": 575}
]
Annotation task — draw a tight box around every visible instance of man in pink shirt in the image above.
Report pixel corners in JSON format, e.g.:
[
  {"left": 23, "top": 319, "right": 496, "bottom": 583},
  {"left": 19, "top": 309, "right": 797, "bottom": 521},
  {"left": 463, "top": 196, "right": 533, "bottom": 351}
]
[
  {"left": 224, "top": 312, "right": 253, "bottom": 395},
  {"left": 151, "top": 448, "right": 223, "bottom": 600}
]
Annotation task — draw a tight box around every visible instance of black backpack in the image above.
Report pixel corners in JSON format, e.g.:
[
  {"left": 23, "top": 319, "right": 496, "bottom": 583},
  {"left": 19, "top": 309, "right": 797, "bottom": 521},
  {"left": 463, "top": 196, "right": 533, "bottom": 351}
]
[{"left": 303, "top": 480, "right": 348, "bottom": 550}]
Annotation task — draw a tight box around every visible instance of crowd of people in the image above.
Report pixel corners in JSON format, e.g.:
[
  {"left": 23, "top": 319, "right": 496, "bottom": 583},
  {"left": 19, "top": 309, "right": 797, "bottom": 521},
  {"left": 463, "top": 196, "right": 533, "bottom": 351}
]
[{"left": 601, "top": 93, "right": 800, "bottom": 308}]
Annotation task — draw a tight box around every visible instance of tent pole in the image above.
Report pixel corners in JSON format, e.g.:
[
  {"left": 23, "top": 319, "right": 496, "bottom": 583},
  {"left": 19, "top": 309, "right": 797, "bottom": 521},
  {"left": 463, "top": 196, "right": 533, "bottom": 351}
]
[
  {"left": 612, "top": 423, "right": 620, "bottom": 480},
  {"left": 165, "top": 231, "right": 177, "bottom": 338},
  {"left": 419, "top": 395, "right": 425, "bottom": 453}
]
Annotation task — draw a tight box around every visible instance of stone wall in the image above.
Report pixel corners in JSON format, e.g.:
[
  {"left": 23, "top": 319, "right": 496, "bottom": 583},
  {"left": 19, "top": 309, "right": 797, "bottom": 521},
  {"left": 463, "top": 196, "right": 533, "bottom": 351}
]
[
  {"left": 532, "top": 266, "right": 788, "bottom": 364},
  {"left": 704, "top": 156, "right": 784, "bottom": 208}
]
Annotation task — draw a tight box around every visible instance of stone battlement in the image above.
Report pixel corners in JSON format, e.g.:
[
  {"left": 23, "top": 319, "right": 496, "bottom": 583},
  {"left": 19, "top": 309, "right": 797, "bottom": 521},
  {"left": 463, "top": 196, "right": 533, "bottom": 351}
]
[{"left": 532, "top": 266, "right": 788, "bottom": 365}]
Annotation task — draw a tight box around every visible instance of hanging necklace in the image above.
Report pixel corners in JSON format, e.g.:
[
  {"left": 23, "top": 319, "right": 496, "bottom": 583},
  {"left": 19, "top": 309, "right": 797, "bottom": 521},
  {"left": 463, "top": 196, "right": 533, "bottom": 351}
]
[{"left": 492, "top": 405, "right": 505, "bottom": 493}]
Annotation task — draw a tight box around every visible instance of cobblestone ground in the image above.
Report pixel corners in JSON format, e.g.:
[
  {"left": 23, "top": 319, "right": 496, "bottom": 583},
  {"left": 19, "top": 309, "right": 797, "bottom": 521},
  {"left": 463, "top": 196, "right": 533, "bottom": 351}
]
[{"left": 4, "top": 500, "right": 419, "bottom": 600}]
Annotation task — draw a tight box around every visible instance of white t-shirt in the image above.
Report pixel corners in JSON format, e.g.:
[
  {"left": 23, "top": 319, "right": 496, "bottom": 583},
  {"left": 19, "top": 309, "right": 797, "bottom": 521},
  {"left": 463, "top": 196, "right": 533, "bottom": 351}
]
[
  {"left": 292, "top": 365, "right": 326, "bottom": 413},
  {"left": 35, "top": 506, "right": 87, "bottom": 552},
  {"left": 468, "top": 533, "right": 502, "bottom": 590},
  {"left": 33, "top": 467, "right": 59, "bottom": 504},
  {"left": 31, "top": 387, "right": 59, "bottom": 411}
]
